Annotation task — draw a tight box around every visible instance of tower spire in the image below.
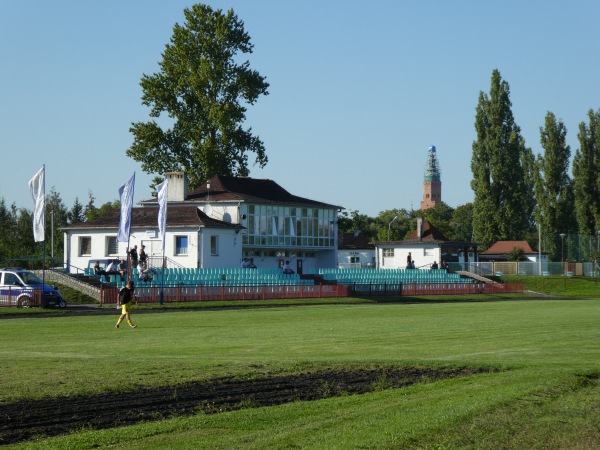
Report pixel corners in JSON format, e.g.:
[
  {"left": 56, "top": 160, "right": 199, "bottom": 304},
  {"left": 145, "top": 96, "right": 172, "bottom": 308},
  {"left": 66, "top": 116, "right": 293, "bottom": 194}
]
[{"left": 421, "top": 145, "right": 442, "bottom": 210}]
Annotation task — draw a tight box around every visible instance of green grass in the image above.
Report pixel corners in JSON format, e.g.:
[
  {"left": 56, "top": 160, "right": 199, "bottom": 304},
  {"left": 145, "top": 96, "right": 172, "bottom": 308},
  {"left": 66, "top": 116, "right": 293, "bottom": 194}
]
[
  {"left": 3, "top": 298, "right": 600, "bottom": 448},
  {"left": 54, "top": 282, "right": 97, "bottom": 305},
  {"left": 504, "top": 274, "right": 600, "bottom": 297}
]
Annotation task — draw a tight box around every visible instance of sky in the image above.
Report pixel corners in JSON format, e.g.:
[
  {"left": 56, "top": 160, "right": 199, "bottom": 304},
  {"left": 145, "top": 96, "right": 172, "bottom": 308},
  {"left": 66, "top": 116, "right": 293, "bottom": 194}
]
[{"left": 2, "top": 1, "right": 600, "bottom": 218}]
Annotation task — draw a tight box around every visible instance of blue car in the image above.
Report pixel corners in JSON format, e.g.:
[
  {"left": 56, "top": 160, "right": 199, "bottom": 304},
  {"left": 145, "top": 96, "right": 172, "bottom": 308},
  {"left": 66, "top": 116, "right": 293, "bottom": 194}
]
[{"left": 0, "top": 268, "right": 67, "bottom": 308}]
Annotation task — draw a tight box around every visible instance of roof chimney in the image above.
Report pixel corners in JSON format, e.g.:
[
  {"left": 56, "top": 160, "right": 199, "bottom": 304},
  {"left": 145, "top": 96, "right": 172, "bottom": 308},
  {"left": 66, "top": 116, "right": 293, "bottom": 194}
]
[
  {"left": 165, "top": 172, "right": 188, "bottom": 201},
  {"left": 416, "top": 218, "right": 423, "bottom": 241}
]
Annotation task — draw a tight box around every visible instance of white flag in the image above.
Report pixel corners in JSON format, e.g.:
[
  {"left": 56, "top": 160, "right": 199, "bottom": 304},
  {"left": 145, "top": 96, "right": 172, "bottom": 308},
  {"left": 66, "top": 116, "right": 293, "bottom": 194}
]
[
  {"left": 28, "top": 166, "right": 45, "bottom": 242},
  {"left": 156, "top": 178, "right": 168, "bottom": 254},
  {"left": 117, "top": 173, "right": 135, "bottom": 242}
]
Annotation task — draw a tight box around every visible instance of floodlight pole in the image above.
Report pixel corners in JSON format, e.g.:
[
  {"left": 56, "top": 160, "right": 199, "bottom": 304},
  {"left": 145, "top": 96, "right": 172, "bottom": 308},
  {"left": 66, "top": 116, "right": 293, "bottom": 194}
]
[
  {"left": 388, "top": 216, "right": 398, "bottom": 241},
  {"left": 559, "top": 233, "right": 566, "bottom": 275}
]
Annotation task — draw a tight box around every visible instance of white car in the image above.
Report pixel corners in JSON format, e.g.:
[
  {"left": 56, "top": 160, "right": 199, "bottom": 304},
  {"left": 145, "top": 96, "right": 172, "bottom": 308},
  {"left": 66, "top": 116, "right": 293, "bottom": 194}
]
[{"left": 0, "top": 268, "right": 67, "bottom": 308}]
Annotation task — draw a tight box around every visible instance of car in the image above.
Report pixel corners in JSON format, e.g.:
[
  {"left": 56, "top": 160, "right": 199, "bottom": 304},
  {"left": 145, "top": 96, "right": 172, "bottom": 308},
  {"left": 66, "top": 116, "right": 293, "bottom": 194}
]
[{"left": 0, "top": 267, "right": 67, "bottom": 308}]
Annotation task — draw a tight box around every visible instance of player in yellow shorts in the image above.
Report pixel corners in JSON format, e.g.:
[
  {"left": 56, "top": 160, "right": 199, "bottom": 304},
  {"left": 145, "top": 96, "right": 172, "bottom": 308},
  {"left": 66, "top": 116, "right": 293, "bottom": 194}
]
[{"left": 115, "top": 280, "right": 137, "bottom": 329}]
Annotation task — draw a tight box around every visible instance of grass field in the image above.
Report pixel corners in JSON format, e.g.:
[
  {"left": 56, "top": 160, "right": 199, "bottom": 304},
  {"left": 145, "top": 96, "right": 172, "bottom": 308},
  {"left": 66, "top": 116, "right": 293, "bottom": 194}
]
[{"left": 2, "top": 295, "right": 600, "bottom": 448}]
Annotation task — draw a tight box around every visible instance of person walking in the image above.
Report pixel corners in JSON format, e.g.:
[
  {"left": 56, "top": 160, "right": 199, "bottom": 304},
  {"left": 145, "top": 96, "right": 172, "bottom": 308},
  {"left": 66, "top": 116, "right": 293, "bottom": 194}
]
[{"left": 115, "top": 280, "right": 137, "bottom": 329}]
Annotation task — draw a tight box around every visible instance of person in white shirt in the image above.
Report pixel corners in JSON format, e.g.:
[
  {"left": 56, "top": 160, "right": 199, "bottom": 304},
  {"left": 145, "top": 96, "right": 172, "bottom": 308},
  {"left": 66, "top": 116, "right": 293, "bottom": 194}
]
[
  {"left": 282, "top": 260, "right": 294, "bottom": 274},
  {"left": 105, "top": 260, "right": 120, "bottom": 281}
]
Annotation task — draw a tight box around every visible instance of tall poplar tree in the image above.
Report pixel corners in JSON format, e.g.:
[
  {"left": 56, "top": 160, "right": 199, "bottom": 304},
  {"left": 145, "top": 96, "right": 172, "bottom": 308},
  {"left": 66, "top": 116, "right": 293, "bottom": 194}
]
[
  {"left": 471, "top": 69, "right": 531, "bottom": 248},
  {"left": 572, "top": 108, "right": 600, "bottom": 235},
  {"left": 534, "top": 112, "right": 575, "bottom": 258},
  {"left": 127, "top": 4, "right": 269, "bottom": 189}
]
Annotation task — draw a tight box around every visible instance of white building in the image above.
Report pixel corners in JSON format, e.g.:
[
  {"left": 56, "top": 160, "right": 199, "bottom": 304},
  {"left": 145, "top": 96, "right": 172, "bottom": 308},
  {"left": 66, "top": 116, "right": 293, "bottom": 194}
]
[
  {"left": 375, "top": 219, "right": 479, "bottom": 269},
  {"left": 337, "top": 232, "right": 375, "bottom": 269},
  {"left": 63, "top": 173, "right": 342, "bottom": 274}
]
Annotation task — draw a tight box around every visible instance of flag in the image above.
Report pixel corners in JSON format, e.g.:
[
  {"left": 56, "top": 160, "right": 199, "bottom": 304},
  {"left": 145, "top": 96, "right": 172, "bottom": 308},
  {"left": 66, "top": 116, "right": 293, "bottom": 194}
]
[
  {"left": 156, "top": 178, "right": 168, "bottom": 254},
  {"left": 28, "top": 166, "right": 45, "bottom": 242},
  {"left": 117, "top": 173, "right": 135, "bottom": 242}
]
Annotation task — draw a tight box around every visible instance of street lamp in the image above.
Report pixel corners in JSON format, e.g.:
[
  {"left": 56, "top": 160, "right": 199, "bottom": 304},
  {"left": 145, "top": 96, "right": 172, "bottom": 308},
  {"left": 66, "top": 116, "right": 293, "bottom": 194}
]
[
  {"left": 388, "top": 216, "right": 398, "bottom": 241},
  {"left": 559, "top": 233, "right": 566, "bottom": 273}
]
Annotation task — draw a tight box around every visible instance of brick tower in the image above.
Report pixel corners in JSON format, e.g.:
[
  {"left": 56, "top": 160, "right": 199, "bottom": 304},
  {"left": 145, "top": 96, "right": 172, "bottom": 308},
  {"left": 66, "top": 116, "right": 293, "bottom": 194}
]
[{"left": 421, "top": 145, "right": 441, "bottom": 210}]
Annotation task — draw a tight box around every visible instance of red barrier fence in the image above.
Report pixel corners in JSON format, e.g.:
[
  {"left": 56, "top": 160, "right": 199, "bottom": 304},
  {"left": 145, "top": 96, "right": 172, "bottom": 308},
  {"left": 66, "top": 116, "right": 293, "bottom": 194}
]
[
  {"left": 0, "top": 288, "right": 43, "bottom": 308},
  {"left": 100, "top": 283, "right": 353, "bottom": 305},
  {"left": 99, "top": 281, "right": 524, "bottom": 305}
]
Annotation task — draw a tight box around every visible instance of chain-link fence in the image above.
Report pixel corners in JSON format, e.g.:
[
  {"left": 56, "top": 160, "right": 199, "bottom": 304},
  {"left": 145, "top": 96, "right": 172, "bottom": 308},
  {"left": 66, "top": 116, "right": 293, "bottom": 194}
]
[{"left": 537, "top": 233, "right": 600, "bottom": 263}]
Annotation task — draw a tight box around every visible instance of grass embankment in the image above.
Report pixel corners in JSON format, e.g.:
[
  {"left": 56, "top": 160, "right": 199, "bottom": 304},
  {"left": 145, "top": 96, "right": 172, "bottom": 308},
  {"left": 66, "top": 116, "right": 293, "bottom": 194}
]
[
  {"left": 2, "top": 298, "right": 600, "bottom": 448},
  {"left": 504, "top": 274, "right": 600, "bottom": 297}
]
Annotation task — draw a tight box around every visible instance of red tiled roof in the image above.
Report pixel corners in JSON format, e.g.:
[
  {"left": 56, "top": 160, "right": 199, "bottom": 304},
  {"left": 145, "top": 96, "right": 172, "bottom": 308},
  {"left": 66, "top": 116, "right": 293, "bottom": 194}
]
[
  {"left": 62, "top": 206, "right": 242, "bottom": 230},
  {"left": 482, "top": 240, "right": 537, "bottom": 254},
  {"left": 406, "top": 220, "right": 448, "bottom": 241}
]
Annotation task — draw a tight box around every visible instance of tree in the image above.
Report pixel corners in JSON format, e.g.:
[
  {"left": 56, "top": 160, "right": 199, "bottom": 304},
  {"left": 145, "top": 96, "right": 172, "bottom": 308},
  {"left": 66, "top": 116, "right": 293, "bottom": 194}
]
[
  {"left": 507, "top": 246, "right": 527, "bottom": 262},
  {"left": 127, "top": 4, "right": 269, "bottom": 190},
  {"left": 534, "top": 112, "right": 575, "bottom": 259},
  {"left": 471, "top": 69, "right": 531, "bottom": 248},
  {"left": 375, "top": 209, "right": 413, "bottom": 241},
  {"left": 519, "top": 138, "right": 537, "bottom": 233},
  {"left": 572, "top": 108, "right": 600, "bottom": 235},
  {"left": 420, "top": 202, "right": 455, "bottom": 240},
  {"left": 68, "top": 197, "right": 86, "bottom": 225},
  {"left": 449, "top": 203, "right": 474, "bottom": 242},
  {"left": 337, "top": 210, "right": 379, "bottom": 241},
  {"left": 87, "top": 201, "right": 120, "bottom": 222},
  {"left": 0, "top": 198, "right": 16, "bottom": 261},
  {"left": 46, "top": 188, "right": 69, "bottom": 262},
  {"left": 84, "top": 191, "right": 97, "bottom": 221},
  {"left": 14, "top": 208, "right": 35, "bottom": 259}
]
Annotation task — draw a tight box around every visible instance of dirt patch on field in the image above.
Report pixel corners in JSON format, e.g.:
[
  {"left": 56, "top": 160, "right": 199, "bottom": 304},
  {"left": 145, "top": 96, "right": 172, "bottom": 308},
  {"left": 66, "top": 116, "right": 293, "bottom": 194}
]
[{"left": 0, "top": 366, "right": 494, "bottom": 445}]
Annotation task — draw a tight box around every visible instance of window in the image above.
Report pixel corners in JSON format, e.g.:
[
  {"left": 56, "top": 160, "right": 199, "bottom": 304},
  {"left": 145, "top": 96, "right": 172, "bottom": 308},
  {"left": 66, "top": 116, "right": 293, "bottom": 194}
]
[
  {"left": 106, "top": 237, "right": 118, "bottom": 256},
  {"left": 80, "top": 237, "right": 91, "bottom": 256},
  {"left": 210, "top": 235, "right": 218, "bottom": 256},
  {"left": 383, "top": 248, "right": 394, "bottom": 258},
  {"left": 175, "top": 236, "right": 188, "bottom": 255},
  {"left": 350, "top": 256, "right": 360, "bottom": 264}
]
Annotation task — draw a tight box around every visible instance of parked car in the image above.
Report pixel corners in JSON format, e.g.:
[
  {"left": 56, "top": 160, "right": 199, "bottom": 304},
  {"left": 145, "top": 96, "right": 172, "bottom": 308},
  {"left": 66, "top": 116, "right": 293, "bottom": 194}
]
[{"left": 0, "top": 267, "right": 67, "bottom": 308}]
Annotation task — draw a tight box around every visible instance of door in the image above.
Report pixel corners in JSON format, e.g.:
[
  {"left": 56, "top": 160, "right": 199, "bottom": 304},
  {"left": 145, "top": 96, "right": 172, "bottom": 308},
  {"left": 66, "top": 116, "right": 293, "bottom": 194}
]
[{"left": 296, "top": 259, "right": 303, "bottom": 275}]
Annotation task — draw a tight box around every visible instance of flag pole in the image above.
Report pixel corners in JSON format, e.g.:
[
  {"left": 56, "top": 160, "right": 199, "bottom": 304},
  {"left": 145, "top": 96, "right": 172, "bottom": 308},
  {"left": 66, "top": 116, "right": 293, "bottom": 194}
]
[
  {"left": 157, "top": 178, "right": 168, "bottom": 305},
  {"left": 117, "top": 172, "right": 136, "bottom": 286},
  {"left": 42, "top": 164, "right": 46, "bottom": 307}
]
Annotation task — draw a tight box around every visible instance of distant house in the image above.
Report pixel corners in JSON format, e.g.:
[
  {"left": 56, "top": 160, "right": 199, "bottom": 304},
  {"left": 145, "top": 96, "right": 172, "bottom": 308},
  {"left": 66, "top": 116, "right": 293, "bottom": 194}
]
[
  {"left": 374, "top": 219, "right": 479, "bottom": 269},
  {"left": 337, "top": 232, "right": 375, "bottom": 268},
  {"left": 62, "top": 173, "right": 342, "bottom": 274},
  {"left": 479, "top": 240, "right": 546, "bottom": 263}
]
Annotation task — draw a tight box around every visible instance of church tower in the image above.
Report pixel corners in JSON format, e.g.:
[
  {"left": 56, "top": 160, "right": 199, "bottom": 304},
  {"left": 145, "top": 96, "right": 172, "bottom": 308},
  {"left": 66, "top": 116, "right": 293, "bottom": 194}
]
[{"left": 421, "top": 145, "right": 441, "bottom": 210}]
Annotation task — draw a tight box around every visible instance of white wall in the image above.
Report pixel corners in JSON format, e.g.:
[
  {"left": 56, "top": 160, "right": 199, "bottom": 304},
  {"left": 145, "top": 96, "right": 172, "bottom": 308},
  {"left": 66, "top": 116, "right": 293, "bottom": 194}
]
[
  {"left": 65, "top": 229, "right": 130, "bottom": 273},
  {"left": 376, "top": 244, "right": 441, "bottom": 269},
  {"left": 65, "top": 226, "right": 243, "bottom": 272},
  {"left": 198, "top": 228, "right": 242, "bottom": 269},
  {"left": 338, "top": 249, "right": 375, "bottom": 268}
]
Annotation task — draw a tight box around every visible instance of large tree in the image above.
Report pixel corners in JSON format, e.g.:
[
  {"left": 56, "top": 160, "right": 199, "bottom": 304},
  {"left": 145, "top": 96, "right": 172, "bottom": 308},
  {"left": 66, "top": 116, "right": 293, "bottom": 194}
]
[
  {"left": 449, "top": 203, "right": 473, "bottom": 242},
  {"left": 572, "top": 108, "right": 600, "bottom": 235},
  {"left": 127, "top": 4, "right": 269, "bottom": 189},
  {"left": 45, "top": 188, "right": 69, "bottom": 262},
  {"left": 471, "top": 69, "right": 531, "bottom": 248},
  {"left": 534, "top": 112, "right": 575, "bottom": 259}
]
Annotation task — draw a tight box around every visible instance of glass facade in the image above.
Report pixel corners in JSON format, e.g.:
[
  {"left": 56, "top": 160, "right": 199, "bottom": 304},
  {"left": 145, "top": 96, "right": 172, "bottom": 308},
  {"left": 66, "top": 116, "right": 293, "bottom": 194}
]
[{"left": 242, "top": 204, "right": 335, "bottom": 248}]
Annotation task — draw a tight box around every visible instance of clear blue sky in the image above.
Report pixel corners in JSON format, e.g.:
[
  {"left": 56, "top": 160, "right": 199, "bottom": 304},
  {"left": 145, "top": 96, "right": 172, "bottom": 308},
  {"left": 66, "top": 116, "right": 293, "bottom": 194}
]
[{"left": 2, "top": 1, "right": 599, "bottom": 217}]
